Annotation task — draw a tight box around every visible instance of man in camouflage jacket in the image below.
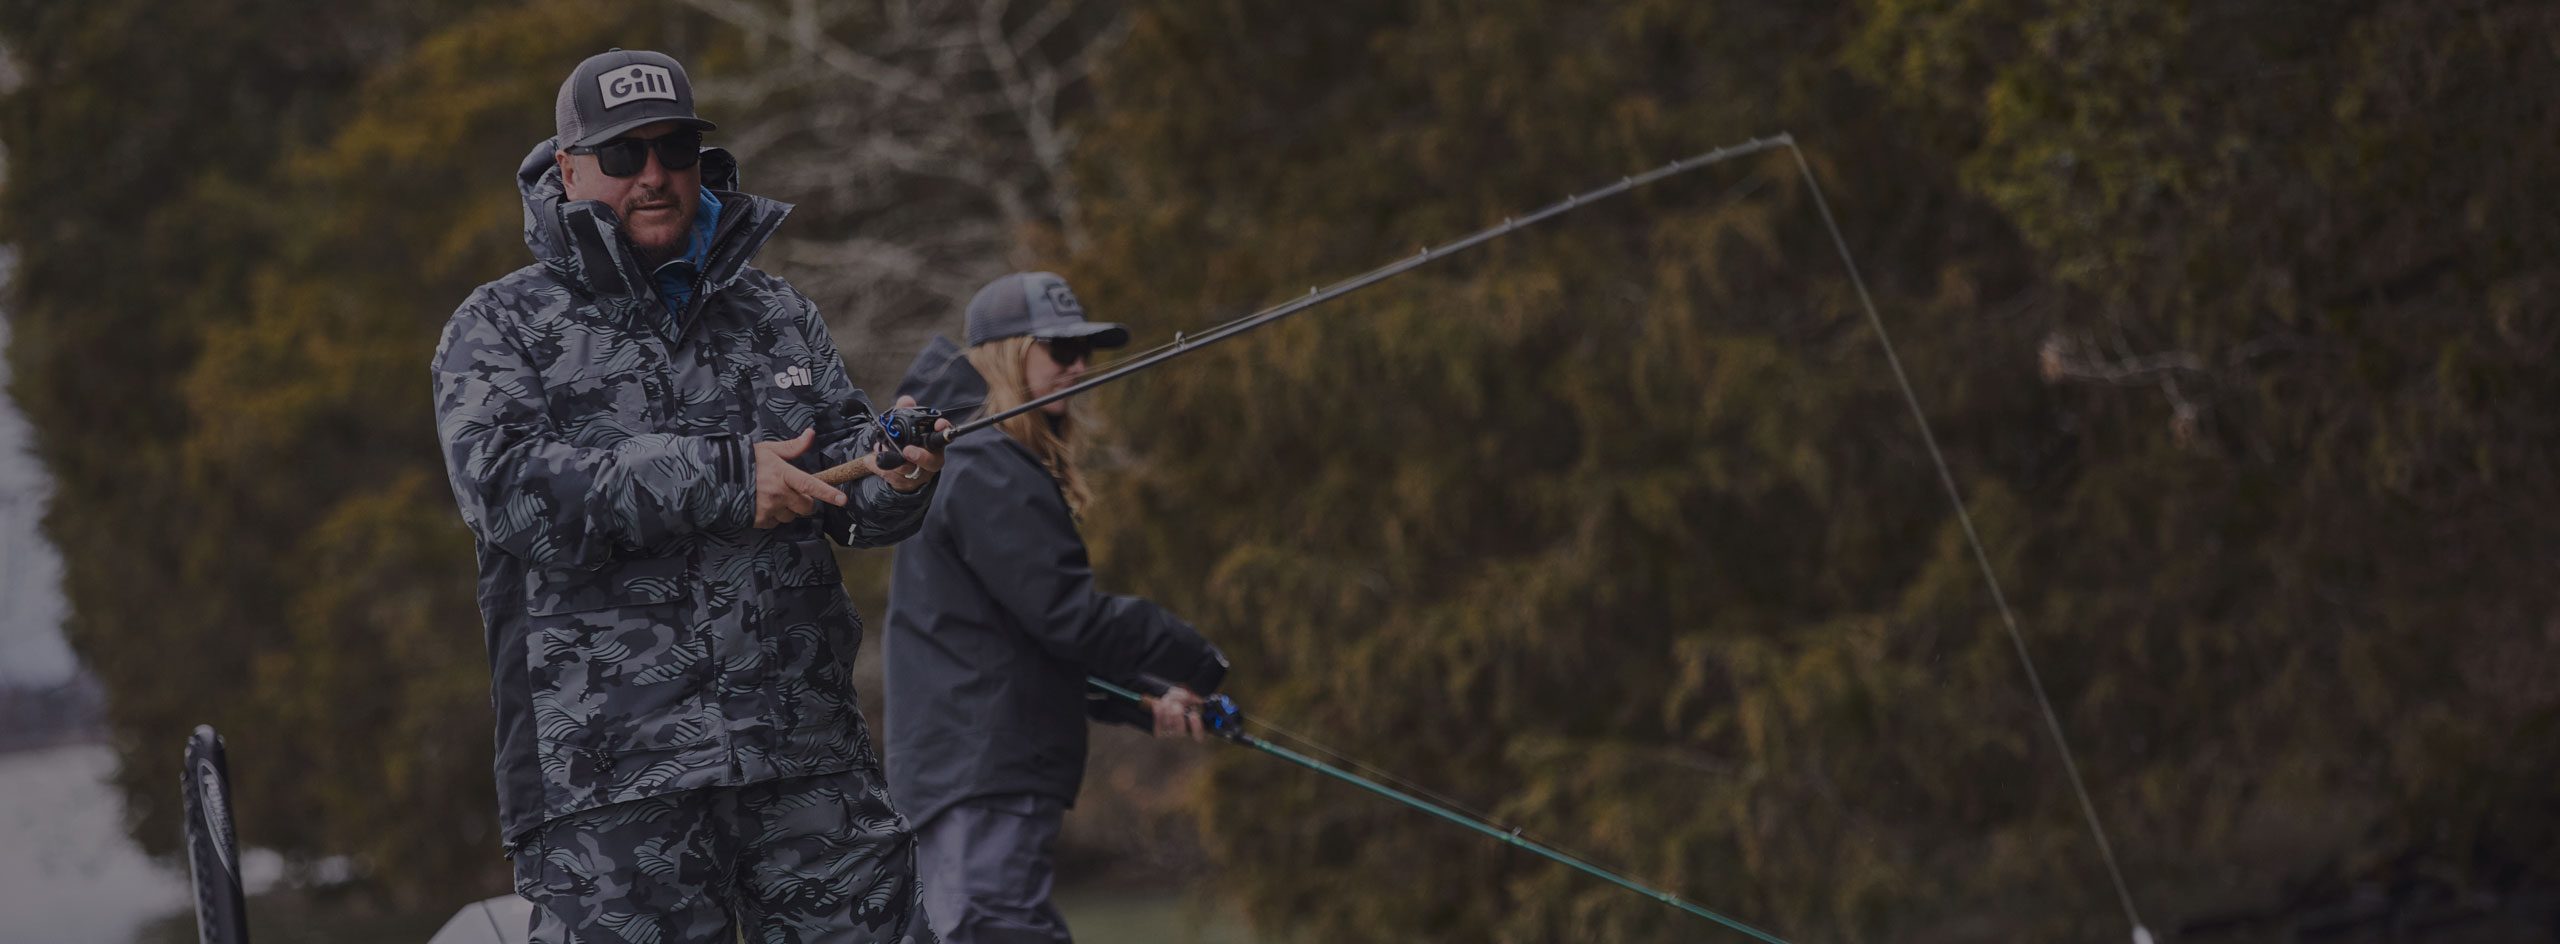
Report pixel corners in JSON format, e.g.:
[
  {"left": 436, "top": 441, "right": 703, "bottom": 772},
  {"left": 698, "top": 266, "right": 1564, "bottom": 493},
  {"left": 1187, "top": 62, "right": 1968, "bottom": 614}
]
[{"left": 433, "top": 49, "right": 941, "bottom": 943}]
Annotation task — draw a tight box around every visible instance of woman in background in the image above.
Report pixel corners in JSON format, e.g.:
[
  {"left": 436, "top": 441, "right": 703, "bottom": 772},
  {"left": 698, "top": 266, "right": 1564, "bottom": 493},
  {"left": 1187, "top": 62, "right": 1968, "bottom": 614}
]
[{"left": 884, "top": 271, "right": 1230, "bottom": 944}]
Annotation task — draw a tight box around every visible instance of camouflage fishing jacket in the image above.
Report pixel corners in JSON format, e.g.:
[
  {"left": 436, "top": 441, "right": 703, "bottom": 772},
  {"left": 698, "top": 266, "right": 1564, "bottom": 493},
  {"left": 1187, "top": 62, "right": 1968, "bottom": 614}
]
[{"left": 433, "top": 139, "right": 932, "bottom": 845}]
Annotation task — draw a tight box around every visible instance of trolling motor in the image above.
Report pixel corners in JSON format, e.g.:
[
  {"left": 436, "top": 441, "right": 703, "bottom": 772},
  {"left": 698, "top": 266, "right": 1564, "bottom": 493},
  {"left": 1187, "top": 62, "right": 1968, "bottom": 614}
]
[
  {"left": 182, "top": 726, "right": 537, "bottom": 944},
  {"left": 183, "top": 726, "right": 250, "bottom": 944}
]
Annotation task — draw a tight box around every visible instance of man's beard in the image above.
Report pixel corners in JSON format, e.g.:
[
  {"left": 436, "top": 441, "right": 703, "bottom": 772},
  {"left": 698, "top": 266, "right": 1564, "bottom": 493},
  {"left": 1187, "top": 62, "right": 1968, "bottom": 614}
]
[{"left": 622, "top": 186, "right": 690, "bottom": 266}]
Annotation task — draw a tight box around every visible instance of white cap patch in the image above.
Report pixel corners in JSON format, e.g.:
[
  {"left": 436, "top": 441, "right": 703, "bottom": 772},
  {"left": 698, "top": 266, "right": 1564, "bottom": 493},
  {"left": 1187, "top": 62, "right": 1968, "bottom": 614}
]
[{"left": 598, "top": 64, "right": 677, "bottom": 109}]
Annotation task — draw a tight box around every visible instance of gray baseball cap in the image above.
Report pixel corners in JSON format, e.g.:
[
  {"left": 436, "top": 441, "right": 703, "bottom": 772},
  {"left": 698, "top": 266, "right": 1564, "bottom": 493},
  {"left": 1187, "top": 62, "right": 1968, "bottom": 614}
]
[
  {"left": 965, "top": 272, "right": 1130, "bottom": 348},
  {"left": 554, "top": 49, "right": 716, "bottom": 149}
]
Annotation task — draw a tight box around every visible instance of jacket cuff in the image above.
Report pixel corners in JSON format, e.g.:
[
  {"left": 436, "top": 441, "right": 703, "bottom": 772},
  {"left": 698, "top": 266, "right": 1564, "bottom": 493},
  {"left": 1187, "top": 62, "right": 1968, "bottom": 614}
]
[
  {"left": 1179, "top": 645, "right": 1230, "bottom": 695},
  {"left": 861, "top": 468, "right": 937, "bottom": 516},
  {"left": 698, "top": 433, "right": 755, "bottom": 531},
  {"left": 825, "top": 468, "right": 937, "bottom": 547},
  {"left": 1086, "top": 683, "right": 1157, "bottom": 729}
]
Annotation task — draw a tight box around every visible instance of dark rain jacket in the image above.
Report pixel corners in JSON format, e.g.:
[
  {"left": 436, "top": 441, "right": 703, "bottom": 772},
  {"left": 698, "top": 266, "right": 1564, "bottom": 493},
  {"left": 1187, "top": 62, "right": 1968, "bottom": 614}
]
[
  {"left": 433, "top": 140, "right": 933, "bottom": 844},
  {"left": 883, "top": 336, "right": 1227, "bottom": 828}
]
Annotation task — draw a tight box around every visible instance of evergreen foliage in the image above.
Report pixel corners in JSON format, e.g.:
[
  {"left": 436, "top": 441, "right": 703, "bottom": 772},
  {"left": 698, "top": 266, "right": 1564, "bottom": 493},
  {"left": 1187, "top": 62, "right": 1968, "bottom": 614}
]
[
  {"left": 2, "top": 0, "right": 2553, "bottom": 935},
  {"left": 1064, "top": 0, "right": 2560, "bottom": 939},
  {"left": 3, "top": 0, "right": 664, "bottom": 901}
]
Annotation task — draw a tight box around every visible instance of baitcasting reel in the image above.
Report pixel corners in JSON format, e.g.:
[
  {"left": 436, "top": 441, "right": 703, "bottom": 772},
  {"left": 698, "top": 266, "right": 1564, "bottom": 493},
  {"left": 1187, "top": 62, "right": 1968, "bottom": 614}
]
[
  {"left": 1197, "top": 693, "right": 1246, "bottom": 741},
  {"left": 868, "top": 405, "right": 950, "bottom": 469}
]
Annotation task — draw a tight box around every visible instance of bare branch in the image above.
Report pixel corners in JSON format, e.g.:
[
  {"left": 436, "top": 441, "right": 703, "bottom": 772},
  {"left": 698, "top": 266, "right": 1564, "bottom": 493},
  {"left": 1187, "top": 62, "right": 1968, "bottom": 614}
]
[
  {"left": 2038, "top": 336, "right": 2206, "bottom": 385},
  {"left": 1009, "top": 0, "right": 1077, "bottom": 58},
  {"left": 676, "top": 0, "right": 944, "bottom": 102},
  {"left": 686, "top": 0, "right": 1124, "bottom": 377}
]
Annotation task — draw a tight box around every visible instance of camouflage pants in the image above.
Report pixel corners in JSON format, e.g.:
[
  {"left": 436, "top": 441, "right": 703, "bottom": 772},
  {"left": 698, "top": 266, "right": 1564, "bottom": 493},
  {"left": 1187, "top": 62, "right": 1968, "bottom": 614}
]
[{"left": 510, "top": 768, "right": 936, "bottom": 944}]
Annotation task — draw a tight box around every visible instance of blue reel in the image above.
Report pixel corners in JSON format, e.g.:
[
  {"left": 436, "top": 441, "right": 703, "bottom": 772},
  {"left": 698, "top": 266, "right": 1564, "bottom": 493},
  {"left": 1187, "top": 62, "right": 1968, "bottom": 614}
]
[
  {"left": 1199, "top": 693, "right": 1245, "bottom": 740},
  {"left": 869, "top": 405, "right": 949, "bottom": 469}
]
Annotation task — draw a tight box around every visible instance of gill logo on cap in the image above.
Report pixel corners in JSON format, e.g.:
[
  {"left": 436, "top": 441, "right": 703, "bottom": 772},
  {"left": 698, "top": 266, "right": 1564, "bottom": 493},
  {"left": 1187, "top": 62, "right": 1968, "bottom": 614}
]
[
  {"left": 1043, "top": 282, "right": 1084, "bottom": 317},
  {"left": 599, "top": 64, "right": 677, "bottom": 109}
]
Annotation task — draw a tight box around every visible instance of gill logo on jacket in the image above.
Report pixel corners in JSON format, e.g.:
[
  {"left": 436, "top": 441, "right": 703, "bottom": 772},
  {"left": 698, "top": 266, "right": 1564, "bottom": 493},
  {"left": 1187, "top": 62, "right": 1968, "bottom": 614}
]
[
  {"left": 774, "top": 365, "right": 815, "bottom": 389},
  {"left": 599, "top": 64, "right": 676, "bottom": 109}
]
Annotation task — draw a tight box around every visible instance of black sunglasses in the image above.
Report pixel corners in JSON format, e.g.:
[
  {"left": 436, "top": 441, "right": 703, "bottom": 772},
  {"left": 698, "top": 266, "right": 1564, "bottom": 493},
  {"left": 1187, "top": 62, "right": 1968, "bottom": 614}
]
[
  {"left": 567, "top": 130, "right": 703, "bottom": 178},
  {"left": 1037, "top": 337, "right": 1095, "bottom": 367}
]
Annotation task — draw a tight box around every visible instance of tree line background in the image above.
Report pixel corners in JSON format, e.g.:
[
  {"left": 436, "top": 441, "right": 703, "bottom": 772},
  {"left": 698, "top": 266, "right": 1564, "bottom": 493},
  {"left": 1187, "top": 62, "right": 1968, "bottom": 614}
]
[{"left": 4, "top": 0, "right": 2554, "bottom": 940}]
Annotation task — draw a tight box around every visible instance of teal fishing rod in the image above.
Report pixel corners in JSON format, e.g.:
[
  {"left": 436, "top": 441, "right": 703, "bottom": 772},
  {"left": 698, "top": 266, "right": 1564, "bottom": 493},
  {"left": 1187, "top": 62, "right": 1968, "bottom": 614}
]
[{"left": 1087, "top": 678, "right": 1789, "bottom": 943}]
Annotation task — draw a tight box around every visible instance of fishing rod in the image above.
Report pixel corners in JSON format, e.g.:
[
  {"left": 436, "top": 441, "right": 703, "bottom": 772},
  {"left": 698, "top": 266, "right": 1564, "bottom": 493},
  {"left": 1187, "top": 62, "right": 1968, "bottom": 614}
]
[
  {"left": 1087, "top": 677, "right": 1790, "bottom": 943},
  {"left": 830, "top": 134, "right": 2155, "bottom": 943},
  {"left": 815, "top": 135, "right": 1794, "bottom": 486}
]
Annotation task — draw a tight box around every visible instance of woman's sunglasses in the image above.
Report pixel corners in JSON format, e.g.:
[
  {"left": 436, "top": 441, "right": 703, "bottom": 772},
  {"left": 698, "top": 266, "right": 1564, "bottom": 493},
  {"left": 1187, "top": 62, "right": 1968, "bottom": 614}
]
[
  {"left": 567, "top": 130, "right": 703, "bottom": 178},
  {"left": 1037, "top": 337, "right": 1095, "bottom": 367}
]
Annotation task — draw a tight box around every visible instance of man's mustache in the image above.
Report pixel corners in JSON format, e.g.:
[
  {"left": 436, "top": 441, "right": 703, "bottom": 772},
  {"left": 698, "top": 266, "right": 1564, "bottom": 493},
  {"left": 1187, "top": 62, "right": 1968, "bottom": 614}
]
[{"left": 624, "top": 187, "right": 679, "bottom": 214}]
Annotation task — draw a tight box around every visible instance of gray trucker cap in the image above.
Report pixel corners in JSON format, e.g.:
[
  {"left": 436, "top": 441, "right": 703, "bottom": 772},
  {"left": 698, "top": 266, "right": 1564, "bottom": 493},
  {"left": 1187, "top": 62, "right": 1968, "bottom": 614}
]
[
  {"left": 965, "top": 272, "right": 1130, "bottom": 348},
  {"left": 555, "top": 49, "right": 717, "bottom": 149}
]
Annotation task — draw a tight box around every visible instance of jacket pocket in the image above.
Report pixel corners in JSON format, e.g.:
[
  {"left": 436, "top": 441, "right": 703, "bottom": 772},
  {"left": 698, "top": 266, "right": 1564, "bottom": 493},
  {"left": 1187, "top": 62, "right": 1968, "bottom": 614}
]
[
  {"left": 763, "top": 538, "right": 861, "bottom": 735},
  {"left": 544, "top": 368, "right": 663, "bottom": 447},
  {"left": 523, "top": 554, "right": 716, "bottom": 755},
  {"left": 773, "top": 536, "right": 843, "bottom": 589}
]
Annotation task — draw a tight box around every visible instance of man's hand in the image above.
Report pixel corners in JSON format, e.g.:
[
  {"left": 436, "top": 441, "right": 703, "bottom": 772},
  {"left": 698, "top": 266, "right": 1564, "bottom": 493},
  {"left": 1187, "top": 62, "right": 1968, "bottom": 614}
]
[
  {"left": 755, "top": 428, "right": 848, "bottom": 528},
  {"left": 880, "top": 395, "right": 955, "bottom": 493},
  {"left": 1147, "top": 687, "right": 1208, "bottom": 742}
]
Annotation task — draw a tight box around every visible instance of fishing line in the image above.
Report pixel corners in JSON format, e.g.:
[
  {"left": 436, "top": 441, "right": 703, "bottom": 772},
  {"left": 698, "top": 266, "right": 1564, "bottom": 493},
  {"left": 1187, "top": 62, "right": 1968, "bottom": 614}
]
[
  {"left": 1781, "top": 140, "right": 2152, "bottom": 943},
  {"left": 856, "top": 133, "right": 2148, "bottom": 940}
]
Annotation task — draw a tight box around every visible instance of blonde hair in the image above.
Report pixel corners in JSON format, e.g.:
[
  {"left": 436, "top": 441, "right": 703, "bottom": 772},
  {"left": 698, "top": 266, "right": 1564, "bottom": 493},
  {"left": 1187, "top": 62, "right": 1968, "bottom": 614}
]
[{"left": 966, "top": 336, "right": 1091, "bottom": 518}]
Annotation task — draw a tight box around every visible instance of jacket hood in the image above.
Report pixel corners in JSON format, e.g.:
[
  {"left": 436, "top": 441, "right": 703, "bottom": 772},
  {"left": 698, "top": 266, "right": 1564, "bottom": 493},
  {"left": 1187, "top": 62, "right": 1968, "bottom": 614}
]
[
  {"left": 515, "top": 137, "right": 777, "bottom": 312},
  {"left": 894, "top": 334, "right": 990, "bottom": 421}
]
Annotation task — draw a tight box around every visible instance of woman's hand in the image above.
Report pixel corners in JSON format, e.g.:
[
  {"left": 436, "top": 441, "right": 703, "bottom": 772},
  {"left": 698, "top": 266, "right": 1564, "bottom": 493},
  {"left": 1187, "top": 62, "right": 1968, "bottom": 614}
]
[{"left": 1148, "top": 687, "right": 1208, "bottom": 742}]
